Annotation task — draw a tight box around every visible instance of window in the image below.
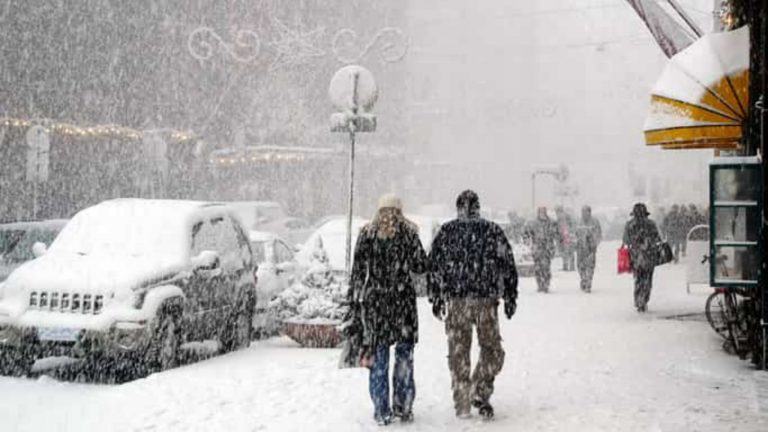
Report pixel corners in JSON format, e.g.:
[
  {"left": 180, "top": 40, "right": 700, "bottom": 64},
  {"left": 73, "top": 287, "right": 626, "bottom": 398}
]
[
  {"left": 191, "top": 220, "right": 218, "bottom": 256},
  {"left": 274, "top": 241, "right": 294, "bottom": 263}
]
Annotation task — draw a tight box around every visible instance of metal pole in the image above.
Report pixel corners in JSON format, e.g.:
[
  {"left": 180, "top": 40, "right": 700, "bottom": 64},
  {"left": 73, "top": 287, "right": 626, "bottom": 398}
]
[
  {"left": 531, "top": 172, "right": 536, "bottom": 212},
  {"left": 32, "top": 179, "right": 38, "bottom": 220},
  {"left": 345, "top": 129, "right": 356, "bottom": 275},
  {"left": 345, "top": 72, "right": 360, "bottom": 276},
  {"left": 32, "top": 143, "right": 39, "bottom": 220},
  {"left": 758, "top": 0, "right": 768, "bottom": 371}
]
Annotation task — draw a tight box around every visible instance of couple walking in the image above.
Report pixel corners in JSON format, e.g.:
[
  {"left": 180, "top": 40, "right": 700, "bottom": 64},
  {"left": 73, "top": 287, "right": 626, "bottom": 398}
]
[{"left": 346, "top": 190, "right": 518, "bottom": 425}]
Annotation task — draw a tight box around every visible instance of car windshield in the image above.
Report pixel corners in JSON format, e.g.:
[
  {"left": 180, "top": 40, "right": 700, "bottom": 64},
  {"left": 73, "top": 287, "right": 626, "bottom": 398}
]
[{"left": 2, "top": 228, "right": 61, "bottom": 263}]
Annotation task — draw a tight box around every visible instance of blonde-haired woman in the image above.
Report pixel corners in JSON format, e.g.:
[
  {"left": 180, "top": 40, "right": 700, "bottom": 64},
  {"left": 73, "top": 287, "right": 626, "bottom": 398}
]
[{"left": 349, "top": 194, "right": 427, "bottom": 425}]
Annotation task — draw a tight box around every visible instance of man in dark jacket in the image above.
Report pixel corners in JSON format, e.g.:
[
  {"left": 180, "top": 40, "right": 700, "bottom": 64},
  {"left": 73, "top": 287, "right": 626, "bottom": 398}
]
[
  {"left": 623, "top": 203, "right": 662, "bottom": 313},
  {"left": 525, "top": 207, "right": 558, "bottom": 293},
  {"left": 576, "top": 205, "right": 602, "bottom": 293},
  {"left": 349, "top": 194, "right": 427, "bottom": 425},
  {"left": 428, "top": 190, "right": 518, "bottom": 419}
]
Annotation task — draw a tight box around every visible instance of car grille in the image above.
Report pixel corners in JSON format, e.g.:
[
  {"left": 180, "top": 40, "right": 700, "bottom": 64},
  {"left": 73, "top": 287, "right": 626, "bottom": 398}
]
[{"left": 29, "top": 291, "right": 104, "bottom": 314}]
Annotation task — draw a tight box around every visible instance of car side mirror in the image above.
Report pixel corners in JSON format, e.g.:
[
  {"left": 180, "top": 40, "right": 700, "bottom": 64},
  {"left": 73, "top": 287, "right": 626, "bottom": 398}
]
[
  {"left": 191, "top": 250, "right": 220, "bottom": 271},
  {"left": 32, "top": 242, "right": 48, "bottom": 258}
]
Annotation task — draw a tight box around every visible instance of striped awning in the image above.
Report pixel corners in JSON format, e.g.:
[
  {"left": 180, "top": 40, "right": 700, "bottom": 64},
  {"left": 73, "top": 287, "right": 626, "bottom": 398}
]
[{"left": 644, "top": 26, "right": 749, "bottom": 150}]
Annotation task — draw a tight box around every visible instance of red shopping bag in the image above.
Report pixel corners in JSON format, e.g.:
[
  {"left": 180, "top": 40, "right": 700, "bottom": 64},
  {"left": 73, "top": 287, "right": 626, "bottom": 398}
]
[{"left": 617, "top": 245, "right": 632, "bottom": 274}]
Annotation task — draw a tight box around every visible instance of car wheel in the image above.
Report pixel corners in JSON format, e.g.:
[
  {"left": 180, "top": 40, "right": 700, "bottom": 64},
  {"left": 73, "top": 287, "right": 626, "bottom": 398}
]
[
  {"left": 0, "top": 346, "right": 34, "bottom": 377},
  {"left": 222, "top": 292, "right": 254, "bottom": 352},
  {"left": 148, "top": 307, "right": 181, "bottom": 372}
]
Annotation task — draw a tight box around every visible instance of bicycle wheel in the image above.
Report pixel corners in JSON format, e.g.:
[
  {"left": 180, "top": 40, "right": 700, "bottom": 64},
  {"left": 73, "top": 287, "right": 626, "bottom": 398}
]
[
  {"left": 705, "top": 291, "right": 731, "bottom": 340},
  {"left": 727, "top": 292, "right": 751, "bottom": 359}
]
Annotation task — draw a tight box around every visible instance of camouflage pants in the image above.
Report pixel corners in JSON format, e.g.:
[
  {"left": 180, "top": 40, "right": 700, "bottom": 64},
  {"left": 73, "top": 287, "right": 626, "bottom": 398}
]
[
  {"left": 577, "top": 251, "right": 596, "bottom": 292},
  {"left": 445, "top": 298, "right": 505, "bottom": 415},
  {"left": 534, "top": 256, "right": 552, "bottom": 292}
]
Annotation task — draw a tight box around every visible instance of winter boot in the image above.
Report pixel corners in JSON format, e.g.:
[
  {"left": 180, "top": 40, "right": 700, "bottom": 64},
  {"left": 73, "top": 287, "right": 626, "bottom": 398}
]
[
  {"left": 455, "top": 409, "right": 472, "bottom": 419},
  {"left": 392, "top": 407, "right": 413, "bottom": 423},
  {"left": 374, "top": 414, "right": 392, "bottom": 426},
  {"left": 472, "top": 399, "right": 494, "bottom": 419}
]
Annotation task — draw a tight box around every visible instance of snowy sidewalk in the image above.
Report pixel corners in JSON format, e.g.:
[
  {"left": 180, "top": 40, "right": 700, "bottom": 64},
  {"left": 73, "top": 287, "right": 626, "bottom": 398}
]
[{"left": 0, "top": 242, "right": 767, "bottom": 432}]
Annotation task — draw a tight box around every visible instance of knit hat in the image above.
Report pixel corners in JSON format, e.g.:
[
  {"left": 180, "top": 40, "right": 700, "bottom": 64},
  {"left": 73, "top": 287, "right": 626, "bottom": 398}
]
[
  {"left": 378, "top": 193, "right": 402, "bottom": 210},
  {"left": 631, "top": 203, "right": 650, "bottom": 217}
]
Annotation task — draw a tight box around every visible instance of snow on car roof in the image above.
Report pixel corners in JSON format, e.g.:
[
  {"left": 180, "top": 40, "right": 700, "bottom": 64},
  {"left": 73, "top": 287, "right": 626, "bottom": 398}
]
[
  {"left": 249, "top": 230, "right": 279, "bottom": 243},
  {"left": 0, "top": 219, "right": 69, "bottom": 231},
  {"left": 49, "top": 199, "right": 230, "bottom": 260},
  {"left": 300, "top": 216, "right": 368, "bottom": 271}
]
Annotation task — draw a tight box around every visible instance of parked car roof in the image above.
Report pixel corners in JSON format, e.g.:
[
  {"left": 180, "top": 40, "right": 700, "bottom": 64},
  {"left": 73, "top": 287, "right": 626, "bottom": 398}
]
[
  {"left": 299, "top": 216, "right": 368, "bottom": 272},
  {"left": 249, "top": 230, "right": 279, "bottom": 243},
  {"left": 48, "top": 199, "right": 234, "bottom": 261}
]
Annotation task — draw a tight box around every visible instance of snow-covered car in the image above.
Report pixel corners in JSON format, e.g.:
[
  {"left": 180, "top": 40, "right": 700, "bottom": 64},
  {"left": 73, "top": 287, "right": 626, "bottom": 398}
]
[
  {"left": 297, "top": 216, "right": 368, "bottom": 274},
  {"left": 0, "top": 220, "right": 68, "bottom": 282},
  {"left": 249, "top": 230, "right": 303, "bottom": 304},
  {"left": 513, "top": 242, "right": 535, "bottom": 277},
  {"left": 0, "top": 199, "right": 258, "bottom": 376},
  {"left": 227, "top": 201, "right": 312, "bottom": 245}
]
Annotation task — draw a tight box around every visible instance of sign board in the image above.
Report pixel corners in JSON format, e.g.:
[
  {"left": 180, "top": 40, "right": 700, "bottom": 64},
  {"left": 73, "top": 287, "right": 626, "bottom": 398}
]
[
  {"left": 328, "top": 65, "right": 378, "bottom": 112},
  {"left": 330, "top": 112, "right": 377, "bottom": 133},
  {"left": 25, "top": 125, "right": 50, "bottom": 183}
]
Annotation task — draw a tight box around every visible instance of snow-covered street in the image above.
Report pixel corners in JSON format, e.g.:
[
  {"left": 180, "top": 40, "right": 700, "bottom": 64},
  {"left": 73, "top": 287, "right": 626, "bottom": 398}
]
[{"left": 1, "top": 242, "right": 766, "bottom": 432}]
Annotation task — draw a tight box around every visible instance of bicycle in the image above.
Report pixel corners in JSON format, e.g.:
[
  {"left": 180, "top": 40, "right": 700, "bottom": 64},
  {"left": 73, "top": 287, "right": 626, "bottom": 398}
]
[{"left": 705, "top": 286, "right": 751, "bottom": 357}]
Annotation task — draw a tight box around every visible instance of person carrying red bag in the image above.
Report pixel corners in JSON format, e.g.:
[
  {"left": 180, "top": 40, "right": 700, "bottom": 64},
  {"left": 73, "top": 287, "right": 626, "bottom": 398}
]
[{"left": 622, "top": 203, "right": 662, "bottom": 313}]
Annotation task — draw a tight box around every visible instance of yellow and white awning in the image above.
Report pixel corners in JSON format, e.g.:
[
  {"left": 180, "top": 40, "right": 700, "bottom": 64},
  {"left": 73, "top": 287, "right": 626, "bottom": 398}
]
[{"left": 644, "top": 26, "right": 749, "bottom": 150}]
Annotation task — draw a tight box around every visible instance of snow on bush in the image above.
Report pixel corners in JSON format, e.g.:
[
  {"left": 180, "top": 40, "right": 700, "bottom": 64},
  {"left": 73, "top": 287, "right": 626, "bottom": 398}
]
[{"left": 268, "top": 237, "right": 347, "bottom": 325}]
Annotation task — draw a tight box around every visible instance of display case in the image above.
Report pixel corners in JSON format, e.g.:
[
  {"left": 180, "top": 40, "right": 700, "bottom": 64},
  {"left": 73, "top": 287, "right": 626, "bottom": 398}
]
[{"left": 709, "top": 156, "right": 763, "bottom": 287}]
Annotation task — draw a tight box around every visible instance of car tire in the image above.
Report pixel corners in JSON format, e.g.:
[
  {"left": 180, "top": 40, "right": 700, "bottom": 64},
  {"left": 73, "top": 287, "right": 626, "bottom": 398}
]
[
  {"left": 221, "top": 290, "right": 255, "bottom": 353},
  {"left": 148, "top": 305, "right": 182, "bottom": 372},
  {"left": 0, "top": 346, "right": 34, "bottom": 377}
]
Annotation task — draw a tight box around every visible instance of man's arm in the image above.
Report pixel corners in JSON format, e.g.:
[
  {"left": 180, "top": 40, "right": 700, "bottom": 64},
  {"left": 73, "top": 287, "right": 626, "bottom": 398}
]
[{"left": 427, "top": 227, "right": 446, "bottom": 302}]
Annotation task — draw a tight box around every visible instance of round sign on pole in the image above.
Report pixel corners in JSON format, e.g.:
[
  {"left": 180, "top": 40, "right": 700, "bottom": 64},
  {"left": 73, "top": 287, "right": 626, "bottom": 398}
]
[{"left": 328, "top": 65, "right": 378, "bottom": 112}]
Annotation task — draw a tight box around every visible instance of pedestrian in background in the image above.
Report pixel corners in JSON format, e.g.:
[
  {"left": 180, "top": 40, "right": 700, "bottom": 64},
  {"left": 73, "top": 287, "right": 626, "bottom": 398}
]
[
  {"left": 525, "top": 206, "right": 558, "bottom": 293},
  {"left": 576, "top": 205, "right": 602, "bottom": 293},
  {"left": 428, "top": 190, "right": 518, "bottom": 419},
  {"left": 349, "top": 194, "right": 427, "bottom": 426},
  {"left": 555, "top": 206, "right": 575, "bottom": 271},
  {"left": 622, "top": 203, "right": 662, "bottom": 313},
  {"left": 662, "top": 204, "right": 684, "bottom": 263}
]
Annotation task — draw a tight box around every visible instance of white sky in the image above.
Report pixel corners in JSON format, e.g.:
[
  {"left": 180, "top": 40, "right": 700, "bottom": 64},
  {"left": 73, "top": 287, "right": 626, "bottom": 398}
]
[{"left": 404, "top": 0, "right": 716, "bottom": 213}]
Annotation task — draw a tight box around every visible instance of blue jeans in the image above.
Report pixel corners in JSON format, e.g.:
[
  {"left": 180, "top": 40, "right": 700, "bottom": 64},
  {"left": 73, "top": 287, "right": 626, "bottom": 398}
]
[{"left": 369, "top": 342, "right": 415, "bottom": 419}]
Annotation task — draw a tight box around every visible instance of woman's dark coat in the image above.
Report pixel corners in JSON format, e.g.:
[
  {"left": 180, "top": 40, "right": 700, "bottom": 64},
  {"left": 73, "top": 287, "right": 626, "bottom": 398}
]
[{"left": 348, "top": 219, "right": 427, "bottom": 348}]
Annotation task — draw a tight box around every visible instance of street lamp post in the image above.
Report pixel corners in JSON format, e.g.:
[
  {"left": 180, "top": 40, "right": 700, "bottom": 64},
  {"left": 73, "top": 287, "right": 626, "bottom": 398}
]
[
  {"left": 329, "top": 65, "right": 378, "bottom": 276},
  {"left": 531, "top": 164, "right": 569, "bottom": 211}
]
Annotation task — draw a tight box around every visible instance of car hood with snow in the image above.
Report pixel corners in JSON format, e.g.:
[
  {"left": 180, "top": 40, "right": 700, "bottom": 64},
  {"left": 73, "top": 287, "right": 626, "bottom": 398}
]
[
  {"left": 0, "top": 199, "right": 214, "bottom": 328},
  {"left": 0, "top": 252, "right": 185, "bottom": 318}
]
